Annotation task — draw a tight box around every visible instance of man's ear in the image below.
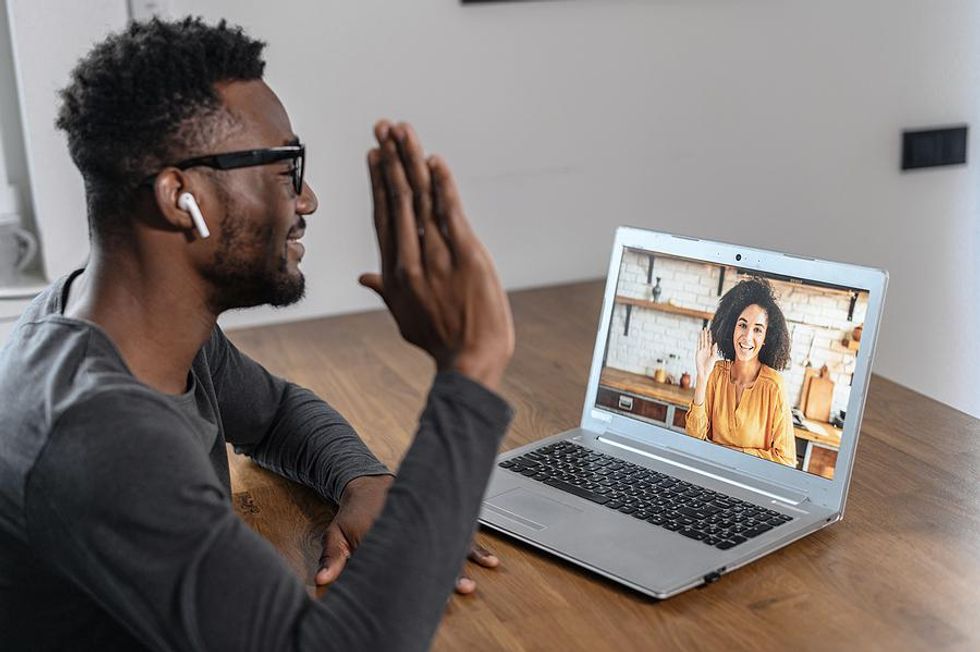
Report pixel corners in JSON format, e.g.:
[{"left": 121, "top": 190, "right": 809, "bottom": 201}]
[{"left": 153, "top": 168, "right": 202, "bottom": 235}]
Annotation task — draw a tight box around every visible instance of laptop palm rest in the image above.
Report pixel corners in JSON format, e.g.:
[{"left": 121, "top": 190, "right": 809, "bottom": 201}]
[{"left": 484, "top": 488, "right": 583, "bottom": 530}]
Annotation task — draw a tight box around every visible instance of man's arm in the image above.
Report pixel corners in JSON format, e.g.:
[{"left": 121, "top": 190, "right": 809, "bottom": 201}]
[
  {"left": 27, "top": 377, "right": 509, "bottom": 652},
  {"left": 204, "top": 327, "right": 391, "bottom": 503}
]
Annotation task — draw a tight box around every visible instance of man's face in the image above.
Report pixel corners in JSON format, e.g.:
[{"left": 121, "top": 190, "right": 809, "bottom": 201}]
[{"left": 198, "top": 80, "right": 318, "bottom": 312}]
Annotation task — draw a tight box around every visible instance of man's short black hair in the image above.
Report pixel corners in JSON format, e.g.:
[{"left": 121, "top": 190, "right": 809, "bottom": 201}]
[
  {"left": 56, "top": 16, "right": 266, "bottom": 241},
  {"left": 710, "top": 277, "right": 792, "bottom": 370}
]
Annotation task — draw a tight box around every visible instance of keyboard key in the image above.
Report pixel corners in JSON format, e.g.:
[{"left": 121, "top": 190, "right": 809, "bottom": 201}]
[
  {"left": 542, "top": 478, "right": 610, "bottom": 505},
  {"left": 679, "top": 529, "right": 705, "bottom": 541},
  {"left": 677, "top": 507, "right": 706, "bottom": 520},
  {"left": 743, "top": 524, "right": 773, "bottom": 538},
  {"left": 716, "top": 541, "right": 737, "bottom": 550},
  {"left": 728, "top": 535, "right": 747, "bottom": 545}
]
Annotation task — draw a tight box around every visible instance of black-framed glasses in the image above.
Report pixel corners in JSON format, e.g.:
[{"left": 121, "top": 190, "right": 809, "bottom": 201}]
[{"left": 143, "top": 144, "right": 306, "bottom": 195}]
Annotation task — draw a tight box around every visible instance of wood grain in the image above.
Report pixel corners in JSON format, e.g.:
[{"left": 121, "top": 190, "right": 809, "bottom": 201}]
[
  {"left": 614, "top": 294, "right": 715, "bottom": 321},
  {"left": 226, "top": 280, "right": 980, "bottom": 652}
]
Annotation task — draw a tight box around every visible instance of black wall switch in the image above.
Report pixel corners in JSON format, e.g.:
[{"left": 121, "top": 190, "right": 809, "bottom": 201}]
[{"left": 902, "top": 125, "right": 968, "bottom": 170}]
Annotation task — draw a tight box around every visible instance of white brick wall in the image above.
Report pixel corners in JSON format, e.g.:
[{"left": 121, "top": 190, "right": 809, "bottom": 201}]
[{"left": 605, "top": 251, "right": 870, "bottom": 420}]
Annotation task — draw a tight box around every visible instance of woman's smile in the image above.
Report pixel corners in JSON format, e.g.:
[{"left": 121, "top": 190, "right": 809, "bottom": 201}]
[{"left": 733, "top": 304, "right": 768, "bottom": 362}]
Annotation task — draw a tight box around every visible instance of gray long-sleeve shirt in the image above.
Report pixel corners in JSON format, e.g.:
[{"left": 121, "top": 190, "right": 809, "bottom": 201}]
[{"left": 0, "top": 272, "right": 512, "bottom": 651}]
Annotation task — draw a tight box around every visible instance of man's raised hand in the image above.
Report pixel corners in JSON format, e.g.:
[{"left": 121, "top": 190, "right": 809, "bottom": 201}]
[{"left": 359, "top": 120, "right": 514, "bottom": 390}]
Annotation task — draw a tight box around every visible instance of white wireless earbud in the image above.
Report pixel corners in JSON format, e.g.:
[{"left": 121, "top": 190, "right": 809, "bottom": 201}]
[{"left": 177, "top": 192, "right": 210, "bottom": 239}]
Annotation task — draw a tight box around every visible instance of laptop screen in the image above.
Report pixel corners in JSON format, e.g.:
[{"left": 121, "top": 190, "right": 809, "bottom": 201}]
[{"left": 596, "top": 247, "right": 870, "bottom": 481}]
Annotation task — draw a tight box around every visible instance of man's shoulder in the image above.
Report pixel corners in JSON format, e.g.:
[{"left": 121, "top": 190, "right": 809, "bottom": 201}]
[
  {"left": 0, "top": 314, "right": 140, "bottom": 415},
  {"left": 0, "top": 312, "right": 179, "bottom": 471}
]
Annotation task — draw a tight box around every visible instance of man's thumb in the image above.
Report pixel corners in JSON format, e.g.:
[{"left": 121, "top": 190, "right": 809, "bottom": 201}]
[
  {"left": 316, "top": 530, "right": 351, "bottom": 586},
  {"left": 358, "top": 273, "right": 384, "bottom": 296}
]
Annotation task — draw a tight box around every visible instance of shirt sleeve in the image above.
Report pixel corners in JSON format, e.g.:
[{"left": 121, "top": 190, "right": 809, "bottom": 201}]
[
  {"left": 204, "top": 327, "right": 390, "bottom": 502},
  {"left": 26, "top": 372, "right": 512, "bottom": 652},
  {"left": 685, "top": 368, "right": 715, "bottom": 440}
]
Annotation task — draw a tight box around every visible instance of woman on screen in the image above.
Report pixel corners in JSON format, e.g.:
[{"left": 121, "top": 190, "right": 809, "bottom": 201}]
[{"left": 685, "top": 278, "right": 797, "bottom": 467}]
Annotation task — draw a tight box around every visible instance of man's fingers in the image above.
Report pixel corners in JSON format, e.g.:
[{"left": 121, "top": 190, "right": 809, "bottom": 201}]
[
  {"left": 374, "top": 119, "right": 392, "bottom": 144},
  {"left": 367, "top": 148, "right": 393, "bottom": 277},
  {"left": 467, "top": 541, "right": 500, "bottom": 568},
  {"left": 428, "top": 155, "right": 476, "bottom": 259},
  {"left": 316, "top": 527, "right": 352, "bottom": 586},
  {"left": 455, "top": 575, "right": 477, "bottom": 595},
  {"left": 380, "top": 136, "right": 423, "bottom": 279},
  {"left": 392, "top": 124, "right": 434, "bottom": 232},
  {"left": 394, "top": 123, "right": 452, "bottom": 274}
]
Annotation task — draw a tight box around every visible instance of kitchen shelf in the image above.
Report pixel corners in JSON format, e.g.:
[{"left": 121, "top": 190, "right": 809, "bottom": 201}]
[{"left": 614, "top": 295, "right": 714, "bottom": 321}]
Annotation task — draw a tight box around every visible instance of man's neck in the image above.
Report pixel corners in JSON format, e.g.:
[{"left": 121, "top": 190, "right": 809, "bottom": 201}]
[{"left": 64, "top": 247, "right": 218, "bottom": 395}]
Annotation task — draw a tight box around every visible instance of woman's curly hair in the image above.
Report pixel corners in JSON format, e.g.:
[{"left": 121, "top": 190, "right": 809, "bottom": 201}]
[
  {"left": 709, "top": 277, "right": 791, "bottom": 370},
  {"left": 56, "top": 17, "right": 266, "bottom": 239}
]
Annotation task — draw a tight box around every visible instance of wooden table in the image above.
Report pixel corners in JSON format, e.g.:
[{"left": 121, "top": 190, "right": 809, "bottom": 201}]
[{"left": 226, "top": 280, "right": 980, "bottom": 651}]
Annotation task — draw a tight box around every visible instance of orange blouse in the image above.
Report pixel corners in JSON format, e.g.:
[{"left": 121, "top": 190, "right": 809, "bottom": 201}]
[{"left": 685, "top": 360, "right": 797, "bottom": 467}]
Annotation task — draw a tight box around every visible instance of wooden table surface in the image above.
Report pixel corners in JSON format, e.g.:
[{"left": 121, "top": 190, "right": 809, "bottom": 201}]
[{"left": 225, "top": 280, "right": 980, "bottom": 652}]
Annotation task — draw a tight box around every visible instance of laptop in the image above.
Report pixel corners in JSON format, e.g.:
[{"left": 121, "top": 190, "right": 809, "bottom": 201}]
[{"left": 479, "top": 227, "right": 887, "bottom": 598}]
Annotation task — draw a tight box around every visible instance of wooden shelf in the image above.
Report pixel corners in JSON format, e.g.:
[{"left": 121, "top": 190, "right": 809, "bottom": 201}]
[{"left": 614, "top": 295, "right": 714, "bottom": 321}]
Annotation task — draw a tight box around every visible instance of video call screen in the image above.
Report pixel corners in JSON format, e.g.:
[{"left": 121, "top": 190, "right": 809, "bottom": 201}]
[{"left": 596, "top": 248, "right": 870, "bottom": 480}]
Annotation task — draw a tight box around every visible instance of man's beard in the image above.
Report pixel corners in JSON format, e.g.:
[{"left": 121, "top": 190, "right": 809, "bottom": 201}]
[{"left": 201, "top": 210, "right": 305, "bottom": 313}]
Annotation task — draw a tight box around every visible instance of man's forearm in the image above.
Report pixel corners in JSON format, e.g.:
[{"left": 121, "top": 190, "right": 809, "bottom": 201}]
[
  {"left": 235, "top": 383, "right": 392, "bottom": 502},
  {"left": 300, "top": 371, "right": 511, "bottom": 651}
]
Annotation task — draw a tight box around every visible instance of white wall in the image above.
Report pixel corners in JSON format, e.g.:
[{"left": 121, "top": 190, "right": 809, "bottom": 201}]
[{"left": 5, "top": 0, "right": 979, "bottom": 418}]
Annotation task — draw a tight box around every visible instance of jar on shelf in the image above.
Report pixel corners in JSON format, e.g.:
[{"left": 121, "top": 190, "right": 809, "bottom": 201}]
[{"left": 654, "top": 358, "right": 667, "bottom": 384}]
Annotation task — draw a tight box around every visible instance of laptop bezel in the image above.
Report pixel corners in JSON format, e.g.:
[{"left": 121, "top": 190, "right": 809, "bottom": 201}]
[{"left": 578, "top": 227, "right": 888, "bottom": 511}]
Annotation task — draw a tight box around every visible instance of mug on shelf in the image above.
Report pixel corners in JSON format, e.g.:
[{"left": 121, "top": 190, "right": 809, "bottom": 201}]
[{"left": 0, "top": 215, "right": 39, "bottom": 287}]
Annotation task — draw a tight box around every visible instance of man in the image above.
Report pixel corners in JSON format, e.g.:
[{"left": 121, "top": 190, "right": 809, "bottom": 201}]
[{"left": 0, "top": 17, "right": 514, "bottom": 651}]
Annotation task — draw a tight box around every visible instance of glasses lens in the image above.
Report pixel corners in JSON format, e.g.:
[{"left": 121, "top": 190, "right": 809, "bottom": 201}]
[{"left": 294, "top": 150, "right": 305, "bottom": 195}]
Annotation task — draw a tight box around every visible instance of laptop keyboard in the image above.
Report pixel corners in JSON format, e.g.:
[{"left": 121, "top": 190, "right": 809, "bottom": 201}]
[{"left": 498, "top": 441, "right": 793, "bottom": 550}]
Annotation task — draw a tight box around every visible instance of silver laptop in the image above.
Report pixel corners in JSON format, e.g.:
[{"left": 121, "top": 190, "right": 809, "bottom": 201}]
[{"left": 479, "top": 227, "right": 887, "bottom": 598}]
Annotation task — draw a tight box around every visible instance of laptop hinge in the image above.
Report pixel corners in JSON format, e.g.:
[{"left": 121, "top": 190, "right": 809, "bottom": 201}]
[
  {"left": 595, "top": 434, "right": 809, "bottom": 506},
  {"left": 588, "top": 409, "right": 612, "bottom": 435}
]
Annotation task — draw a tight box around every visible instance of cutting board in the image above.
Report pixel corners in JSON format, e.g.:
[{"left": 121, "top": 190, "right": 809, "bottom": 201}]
[
  {"left": 800, "top": 367, "right": 820, "bottom": 410},
  {"left": 803, "top": 366, "right": 834, "bottom": 422}
]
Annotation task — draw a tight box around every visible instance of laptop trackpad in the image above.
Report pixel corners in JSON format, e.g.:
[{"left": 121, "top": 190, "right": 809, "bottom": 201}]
[{"left": 484, "top": 488, "right": 583, "bottom": 530}]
